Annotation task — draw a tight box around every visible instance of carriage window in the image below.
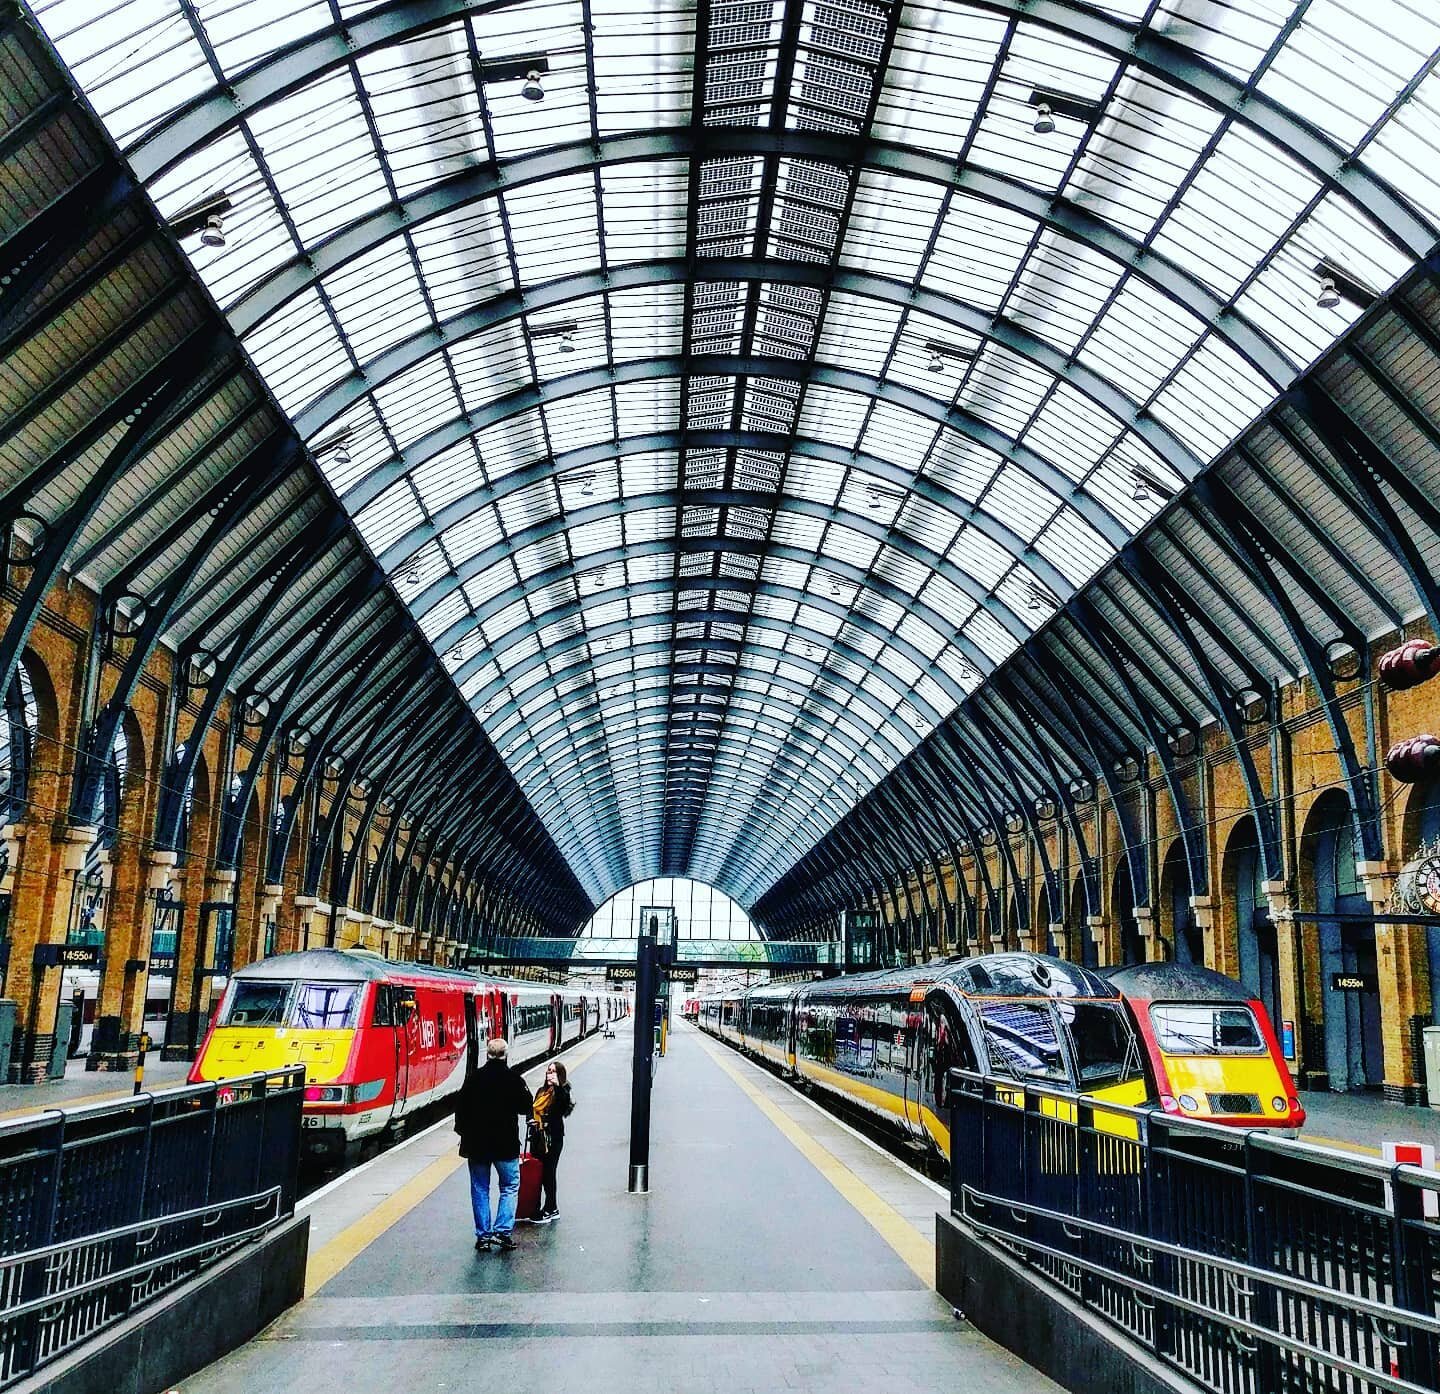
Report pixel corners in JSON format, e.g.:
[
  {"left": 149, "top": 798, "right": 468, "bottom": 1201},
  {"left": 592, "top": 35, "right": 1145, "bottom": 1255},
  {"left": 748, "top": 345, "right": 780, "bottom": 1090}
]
[
  {"left": 292, "top": 983, "right": 360, "bottom": 1030},
  {"left": 1060, "top": 1003, "right": 1143, "bottom": 1085},
  {"left": 1150, "top": 1004, "right": 1265, "bottom": 1056},
  {"left": 222, "top": 980, "right": 291, "bottom": 1027},
  {"left": 978, "top": 1002, "right": 1067, "bottom": 1082}
]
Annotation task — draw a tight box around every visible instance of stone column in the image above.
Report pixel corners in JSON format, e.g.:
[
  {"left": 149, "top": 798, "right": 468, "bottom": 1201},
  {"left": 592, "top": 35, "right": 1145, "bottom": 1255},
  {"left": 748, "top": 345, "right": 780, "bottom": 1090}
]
[
  {"left": 1358, "top": 859, "right": 1423, "bottom": 1102},
  {"left": 1086, "top": 914, "right": 1108, "bottom": 967},
  {"left": 259, "top": 883, "right": 284, "bottom": 958},
  {"left": 1049, "top": 922, "right": 1068, "bottom": 961},
  {"left": 293, "top": 895, "right": 319, "bottom": 951},
  {"left": 1264, "top": 880, "right": 1309, "bottom": 1085},
  {"left": 1188, "top": 894, "right": 1215, "bottom": 968},
  {"left": 1132, "top": 905, "right": 1156, "bottom": 962}
]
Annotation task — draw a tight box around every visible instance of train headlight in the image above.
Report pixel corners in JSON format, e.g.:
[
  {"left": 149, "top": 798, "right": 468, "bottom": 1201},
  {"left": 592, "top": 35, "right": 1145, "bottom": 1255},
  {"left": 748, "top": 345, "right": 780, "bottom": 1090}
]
[
  {"left": 1272, "top": 1096, "right": 1286, "bottom": 1112},
  {"left": 1177, "top": 1094, "right": 1199, "bottom": 1112},
  {"left": 304, "top": 1085, "right": 345, "bottom": 1103},
  {"left": 1158, "top": 1094, "right": 1179, "bottom": 1113}
]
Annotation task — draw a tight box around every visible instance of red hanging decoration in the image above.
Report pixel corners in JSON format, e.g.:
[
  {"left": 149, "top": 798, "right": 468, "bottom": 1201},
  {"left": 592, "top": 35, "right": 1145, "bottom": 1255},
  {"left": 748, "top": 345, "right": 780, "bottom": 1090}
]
[
  {"left": 1378, "top": 638, "right": 1440, "bottom": 690},
  {"left": 1385, "top": 734, "right": 1440, "bottom": 783}
]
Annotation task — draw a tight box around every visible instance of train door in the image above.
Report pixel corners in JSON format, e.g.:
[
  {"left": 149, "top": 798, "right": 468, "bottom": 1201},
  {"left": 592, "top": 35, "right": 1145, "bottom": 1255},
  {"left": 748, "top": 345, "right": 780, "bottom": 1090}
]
[
  {"left": 902, "top": 1000, "right": 924, "bottom": 1135},
  {"left": 550, "top": 993, "right": 561, "bottom": 1050},
  {"left": 387, "top": 985, "right": 412, "bottom": 1116},
  {"left": 464, "top": 992, "right": 479, "bottom": 1075}
]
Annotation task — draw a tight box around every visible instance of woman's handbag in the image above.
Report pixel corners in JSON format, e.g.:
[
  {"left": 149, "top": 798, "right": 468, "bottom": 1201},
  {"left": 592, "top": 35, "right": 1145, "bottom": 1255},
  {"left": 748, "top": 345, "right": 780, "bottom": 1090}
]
[{"left": 527, "top": 1120, "right": 549, "bottom": 1158}]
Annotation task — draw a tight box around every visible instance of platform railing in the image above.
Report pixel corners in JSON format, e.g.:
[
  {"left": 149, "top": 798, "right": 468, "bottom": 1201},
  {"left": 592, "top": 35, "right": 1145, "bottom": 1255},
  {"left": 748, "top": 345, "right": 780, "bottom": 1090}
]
[
  {"left": 0, "top": 1067, "right": 305, "bottom": 1387},
  {"left": 948, "top": 1069, "right": 1440, "bottom": 1394}
]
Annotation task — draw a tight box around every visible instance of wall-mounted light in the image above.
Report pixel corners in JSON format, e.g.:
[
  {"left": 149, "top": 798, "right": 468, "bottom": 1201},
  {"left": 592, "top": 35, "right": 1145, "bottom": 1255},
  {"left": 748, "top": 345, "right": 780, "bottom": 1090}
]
[{"left": 170, "top": 192, "right": 233, "bottom": 247}]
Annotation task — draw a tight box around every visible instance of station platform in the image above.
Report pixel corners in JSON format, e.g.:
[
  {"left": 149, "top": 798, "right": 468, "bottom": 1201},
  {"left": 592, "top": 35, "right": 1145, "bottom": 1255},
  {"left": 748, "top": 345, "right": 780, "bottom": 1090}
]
[
  {"left": 0, "top": 1056, "right": 192, "bottom": 1118},
  {"left": 1299, "top": 1089, "right": 1440, "bottom": 1156},
  {"left": 180, "top": 1020, "right": 1053, "bottom": 1394}
]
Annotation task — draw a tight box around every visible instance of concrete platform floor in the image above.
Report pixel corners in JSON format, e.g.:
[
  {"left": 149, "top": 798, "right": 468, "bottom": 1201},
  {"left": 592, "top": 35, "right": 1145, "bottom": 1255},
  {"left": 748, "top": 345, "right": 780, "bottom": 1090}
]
[
  {"left": 0, "top": 1055, "right": 193, "bottom": 1118},
  {"left": 1300, "top": 1089, "right": 1440, "bottom": 1156},
  {"left": 182, "top": 1020, "right": 1055, "bottom": 1394}
]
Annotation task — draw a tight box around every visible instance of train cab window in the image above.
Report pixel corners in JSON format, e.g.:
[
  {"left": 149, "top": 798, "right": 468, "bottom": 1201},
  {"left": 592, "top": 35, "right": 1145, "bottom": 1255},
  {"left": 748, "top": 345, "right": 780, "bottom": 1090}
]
[
  {"left": 1058, "top": 1003, "right": 1143, "bottom": 1086},
  {"left": 222, "top": 980, "right": 291, "bottom": 1027},
  {"left": 926, "top": 1001, "right": 976, "bottom": 1108},
  {"left": 372, "top": 985, "right": 402, "bottom": 1027},
  {"left": 978, "top": 1002, "right": 1066, "bottom": 1082},
  {"left": 1150, "top": 1004, "right": 1265, "bottom": 1056},
  {"left": 291, "top": 982, "right": 360, "bottom": 1030},
  {"left": 436, "top": 1012, "right": 447, "bottom": 1049}
]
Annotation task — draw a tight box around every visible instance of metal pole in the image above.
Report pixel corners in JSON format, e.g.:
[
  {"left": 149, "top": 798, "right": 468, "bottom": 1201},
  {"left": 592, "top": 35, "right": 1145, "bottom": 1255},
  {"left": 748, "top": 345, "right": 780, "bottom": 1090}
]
[{"left": 628, "top": 929, "right": 656, "bottom": 1194}]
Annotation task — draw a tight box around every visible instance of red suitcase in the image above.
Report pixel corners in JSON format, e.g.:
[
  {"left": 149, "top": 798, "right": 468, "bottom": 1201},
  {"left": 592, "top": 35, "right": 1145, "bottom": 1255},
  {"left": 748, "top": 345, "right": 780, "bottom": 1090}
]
[{"left": 516, "top": 1152, "right": 543, "bottom": 1222}]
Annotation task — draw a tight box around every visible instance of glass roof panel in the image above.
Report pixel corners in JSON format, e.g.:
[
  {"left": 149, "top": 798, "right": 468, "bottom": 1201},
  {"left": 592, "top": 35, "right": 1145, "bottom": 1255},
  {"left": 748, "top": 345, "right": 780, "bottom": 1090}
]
[{"left": 33, "top": 0, "right": 1440, "bottom": 906}]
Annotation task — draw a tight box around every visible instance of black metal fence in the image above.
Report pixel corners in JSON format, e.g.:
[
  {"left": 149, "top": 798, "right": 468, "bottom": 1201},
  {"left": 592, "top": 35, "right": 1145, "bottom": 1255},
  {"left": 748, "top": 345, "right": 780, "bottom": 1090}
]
[
  {"left": 949, "top": 1070, "right": 1440, "bottom": 1394},
  {"left": 0, "top": 1068, "right": 304, "bottom": 1387}
]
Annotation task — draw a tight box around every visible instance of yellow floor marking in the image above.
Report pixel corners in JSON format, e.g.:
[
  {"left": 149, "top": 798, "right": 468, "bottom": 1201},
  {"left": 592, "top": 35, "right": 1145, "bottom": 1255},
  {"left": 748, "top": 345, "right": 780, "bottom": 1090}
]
[
  {"left": 305, "top": 1030, "right": 611, "bottom": 1296},
  {"left": 1304, "top": 1133, "right": 1382, "bottom": 1157},
  {"left": 0, "top": 1084, "right": 139, "bottom": 1119},
  {"left": 698, "top": 1036, "right": 934, "bottom": 1284}
]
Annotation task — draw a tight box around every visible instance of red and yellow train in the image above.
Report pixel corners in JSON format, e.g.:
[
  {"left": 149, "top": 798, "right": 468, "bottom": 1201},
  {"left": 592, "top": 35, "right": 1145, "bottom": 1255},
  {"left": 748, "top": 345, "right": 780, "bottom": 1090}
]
[{"left": 189, "top": 948, "right": 628, "bottom": 1156}]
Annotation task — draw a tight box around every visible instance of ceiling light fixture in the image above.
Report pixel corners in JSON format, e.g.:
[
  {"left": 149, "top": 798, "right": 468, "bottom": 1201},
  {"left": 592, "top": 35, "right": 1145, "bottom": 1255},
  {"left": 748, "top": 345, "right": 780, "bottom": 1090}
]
[
  {"left": 559, "top": 329, "right": 576, "bottom": 353},
  {"left": 1026, "top": 87, "right": 1101, "bottom": 136},
  {"left": 1312, "top": 257, "right": 1377, "bottom": 312},
  {"left": 1131, "top": 476, "right": 1150, "bottom": 504},
  {"left": 522, "top": 69, "right": 545, "bottom": 101},
  {"left": 333, "top": 438, "right": 351, "bottom": 467},
  {"left": 928, "top": 350, "right": 946, "bottom": 373},
  {"left": 200, "top": 214, "right": 226, "bottom": 248}
]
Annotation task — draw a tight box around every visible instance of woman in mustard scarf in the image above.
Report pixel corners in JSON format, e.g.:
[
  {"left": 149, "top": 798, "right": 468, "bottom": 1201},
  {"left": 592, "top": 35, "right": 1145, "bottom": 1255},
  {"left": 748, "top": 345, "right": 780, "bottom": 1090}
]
[{"left": 529, "top": 1061, "right": 574, "bottom": 1222}]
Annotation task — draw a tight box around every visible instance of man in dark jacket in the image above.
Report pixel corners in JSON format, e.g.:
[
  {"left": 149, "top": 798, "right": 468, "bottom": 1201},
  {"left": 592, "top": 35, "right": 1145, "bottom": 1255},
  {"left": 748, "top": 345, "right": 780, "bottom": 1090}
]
[{"left": 454, "top": 1038, "right": 533, "bottom": 1251}]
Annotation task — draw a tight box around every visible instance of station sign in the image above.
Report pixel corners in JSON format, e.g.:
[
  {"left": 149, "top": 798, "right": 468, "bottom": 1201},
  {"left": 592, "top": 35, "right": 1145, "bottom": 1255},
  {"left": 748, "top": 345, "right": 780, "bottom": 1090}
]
[
  {"left": 1331, "top": 972, "right": 1377, "bottom": 992},
  {"left": 606, "top": 964, "right": 637, "bottom": 983},
  {"left": 149, "top": 953, "right": 177, "bottom": 974},
  {"left": 33, "top": 943, "right": 101, "bottom": 969},
  {"left": 663, "top": 965, "right": 699, "bottom": 984}
]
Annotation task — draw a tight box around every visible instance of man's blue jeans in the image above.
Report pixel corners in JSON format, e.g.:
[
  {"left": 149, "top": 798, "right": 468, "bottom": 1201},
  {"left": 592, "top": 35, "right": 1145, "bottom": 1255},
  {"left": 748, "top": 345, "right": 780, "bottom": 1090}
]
[{"left": 469, "top": 1157, "right": 520, "bottom": 1237}]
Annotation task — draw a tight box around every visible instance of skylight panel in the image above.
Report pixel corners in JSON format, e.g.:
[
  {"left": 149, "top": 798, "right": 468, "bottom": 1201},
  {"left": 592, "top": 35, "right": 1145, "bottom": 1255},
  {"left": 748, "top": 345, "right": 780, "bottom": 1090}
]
[
  {"left": 371, "top": 357, "right": 461, "bottom": 449},
  {"left": 860, "top": 398, "right": 938, "bottom": 462},
  {"left": 1077, "top": 277, "right": 1206, "bottom": 401},
  {"left": 441, "top": 505, "right": 506, "bottom": 563},
  {"left": 815, "top": 295, "right": 901, "bottom": 376},
  {"left": 925, "top": 195, "right": 1033, "bottom": 315},
  {"left": 1151, "top": 333, "right": 1277, "bottom": 459},
  {"left": 504, "top": 175, "right": 602, "bottom": 284},
  {"left": 355, "top": 480, "right": 426, "bottom": 556},
  {"left": 600, "top": 165, "right": 690, "bottom": 264},
  {"left": 592, "top": 0, "right": 695, "bottom": 130},
  {"left": 411, "top": 204, "right": 516, "bottom": 317},
  {"left": 245, "top": 311, "right": 351, "bottom": 417},
  {"left": 1024, "top": 386, "right": 1122, "bottom": 480},
  {"left": 1006, "top": 233, "right": 1125, "bottom": 355},
  {"left": 962, "top": 606, "right": 1022, "bottom": 666},
  {"left": 1154, "top": 124, "right": 1322, "bottom": 299}
]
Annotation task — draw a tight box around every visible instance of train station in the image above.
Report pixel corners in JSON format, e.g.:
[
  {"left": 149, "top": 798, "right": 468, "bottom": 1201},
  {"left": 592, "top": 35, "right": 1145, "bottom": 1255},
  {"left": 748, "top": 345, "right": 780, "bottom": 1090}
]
[{"left": 4, "top": 0, "right": 1440, "bottom": 1389}]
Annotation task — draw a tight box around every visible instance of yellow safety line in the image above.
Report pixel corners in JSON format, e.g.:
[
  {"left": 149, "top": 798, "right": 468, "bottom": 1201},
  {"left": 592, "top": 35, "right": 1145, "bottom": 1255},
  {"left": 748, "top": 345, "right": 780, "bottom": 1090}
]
[
  {"left": 0, "top": 1085, "right": 137, "bottom": 1119},
  {"left": 305, "top": 1149, "right": 463, "bottom": 1296},
  {"left": 1304, "top": 1133, "right": 1382, "bottom": 1157},
  {"left": 304, "top": 1030, "right": 610, "bottom": 1296},
  {"left": 698, "top": 1037, "right": 934, "bottom": 1284}
]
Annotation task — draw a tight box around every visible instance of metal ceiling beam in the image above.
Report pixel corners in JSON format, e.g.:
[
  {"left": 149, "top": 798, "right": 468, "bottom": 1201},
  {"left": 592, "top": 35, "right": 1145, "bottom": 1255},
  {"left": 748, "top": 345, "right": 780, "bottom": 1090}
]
[
  {"left": 218, "top": 126, "right": 1293, "bottom": 387},
  {"left": 343, "top": 354, "right": 1131, "bottom": 553},
  {"left": 293, "top": 259, "right": 1205, "bottom": 488},
  {"left": 381, "top": 428, "right": 1073, "bottom": 609},
  {"left": 969, "top": 0, "right": 1434, "bottom": 258}
]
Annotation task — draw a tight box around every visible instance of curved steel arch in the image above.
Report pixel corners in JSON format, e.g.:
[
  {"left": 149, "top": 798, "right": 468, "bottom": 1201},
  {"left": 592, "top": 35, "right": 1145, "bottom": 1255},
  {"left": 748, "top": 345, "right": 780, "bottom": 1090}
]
[
  {"left": 461, "top": 604, "right": 948, "bottom": 741},
  {"left": 503, "top": 675, "right": 888, "bottom": 790},
  {"left": 344, "top": 353, "right": 1132, "bottom": 553},
  {"left": 493, "top": 653, "right": 914, "bottom": 778},
  {"left": 382, "top": 430, "right": 1076, "bottom": 610},
  {"left": 479, "top": 628, "right": 921, "bottom": 779},
  {"left": 294, "top": 258, "right": 1205, "bottom": 485},
  {"left": 126, "top": 0, "right": 1428, "bottom": 276},
  {"left": 529, "top": 725, "right": 862, "bottom": 831},
  {"left": 432, "top": 545, "right": 993, "bottom": 703},
  {"left": 230, "top": 127, "right": 1297, "bottom": 388}
]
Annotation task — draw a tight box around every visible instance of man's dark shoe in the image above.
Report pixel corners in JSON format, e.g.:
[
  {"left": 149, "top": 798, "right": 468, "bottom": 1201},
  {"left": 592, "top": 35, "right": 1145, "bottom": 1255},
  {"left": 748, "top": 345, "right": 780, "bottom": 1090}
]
[
  {"left": 495, "top": 1232, "right": 517, "bottom": 1251},
  {"left": 475, "top": 1235, "right": 493, "bottom": 1252}
]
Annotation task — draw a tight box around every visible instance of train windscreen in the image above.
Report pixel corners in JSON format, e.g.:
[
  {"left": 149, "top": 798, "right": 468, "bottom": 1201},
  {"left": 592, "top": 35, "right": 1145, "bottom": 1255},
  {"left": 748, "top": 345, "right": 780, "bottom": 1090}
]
[
  {"left": 292, "top": 982, "right": 362, "bottom": 1030},
  {"left": 1150, "top": 1004, "right": 1265, "bottom": 1056},
  {"left": 1059, "top": 1002, "right": 1143, "bottom": 1086},
  {"left": 221, "top": 980, "right": 292, "bottom": 1026},
  {"left": 977, "top": 1002, "right": 1067, "bottom": 1082}
]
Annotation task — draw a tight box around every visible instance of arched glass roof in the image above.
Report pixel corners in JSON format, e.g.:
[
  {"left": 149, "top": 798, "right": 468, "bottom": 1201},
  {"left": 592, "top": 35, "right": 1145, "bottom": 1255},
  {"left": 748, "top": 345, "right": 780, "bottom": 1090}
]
[{"left": 32, "top": 0, "right": 1440, "bottom": 908}]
